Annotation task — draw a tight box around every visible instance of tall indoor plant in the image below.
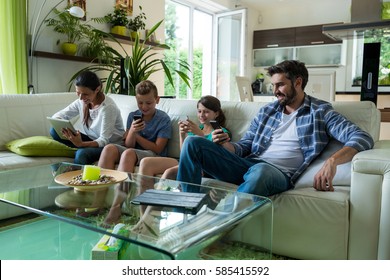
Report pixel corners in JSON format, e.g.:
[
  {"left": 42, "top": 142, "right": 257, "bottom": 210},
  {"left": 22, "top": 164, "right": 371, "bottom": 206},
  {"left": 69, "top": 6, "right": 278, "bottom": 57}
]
[
  {"left": 79, "top": 29, "right": 116, "bottom": 63},
  {"left": 69, "top": 20, "right": 191, "bottom": 95}
]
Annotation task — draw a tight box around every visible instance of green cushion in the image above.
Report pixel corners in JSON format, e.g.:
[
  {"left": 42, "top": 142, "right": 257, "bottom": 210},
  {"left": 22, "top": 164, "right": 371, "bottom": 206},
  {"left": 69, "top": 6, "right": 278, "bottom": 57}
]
[{"left": 5, "top": 136, "right": 76, "bottom": 157}]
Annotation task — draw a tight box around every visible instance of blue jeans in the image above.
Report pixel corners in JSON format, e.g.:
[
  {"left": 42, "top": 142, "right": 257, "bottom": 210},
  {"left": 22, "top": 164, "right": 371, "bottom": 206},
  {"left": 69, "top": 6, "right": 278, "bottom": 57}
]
[
  {"left": 50, "top": 127, "right": 104, "bottom": 165},
  {"left": 176, "top": 137, "right": 292, "bottom": 196}
]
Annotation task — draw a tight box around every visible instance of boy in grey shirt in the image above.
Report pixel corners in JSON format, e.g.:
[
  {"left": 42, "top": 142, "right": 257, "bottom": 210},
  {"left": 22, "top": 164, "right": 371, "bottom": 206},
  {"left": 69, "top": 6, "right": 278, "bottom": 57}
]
[{"left": 98, "top": 80, "right": 172, "bottom": 172}]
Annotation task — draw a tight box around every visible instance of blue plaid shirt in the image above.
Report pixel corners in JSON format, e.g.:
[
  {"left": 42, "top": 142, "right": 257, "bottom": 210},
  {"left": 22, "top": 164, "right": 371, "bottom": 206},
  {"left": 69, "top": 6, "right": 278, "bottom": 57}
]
[{"left": 232, "top": 94, "right": 374, "bottom": 183}]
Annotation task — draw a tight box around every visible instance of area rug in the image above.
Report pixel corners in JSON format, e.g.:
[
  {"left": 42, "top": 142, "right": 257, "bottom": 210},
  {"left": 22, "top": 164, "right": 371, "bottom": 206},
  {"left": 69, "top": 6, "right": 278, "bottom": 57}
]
[{"left": 52, "top": 208, "right": 294, "bottom": 260}]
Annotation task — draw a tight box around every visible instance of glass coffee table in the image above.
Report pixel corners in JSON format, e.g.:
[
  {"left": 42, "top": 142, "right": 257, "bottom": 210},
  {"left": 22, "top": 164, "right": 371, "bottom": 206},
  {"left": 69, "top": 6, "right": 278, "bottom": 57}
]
[{"left": 0, "top": 162, "right": 273, "bottom": 260}]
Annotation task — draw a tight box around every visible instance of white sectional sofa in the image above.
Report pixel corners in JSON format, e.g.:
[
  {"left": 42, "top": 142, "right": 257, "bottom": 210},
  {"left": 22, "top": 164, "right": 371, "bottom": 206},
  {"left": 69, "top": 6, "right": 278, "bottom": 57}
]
[{"left": 0, "top": 92, "right": 389, "bottom": 260}]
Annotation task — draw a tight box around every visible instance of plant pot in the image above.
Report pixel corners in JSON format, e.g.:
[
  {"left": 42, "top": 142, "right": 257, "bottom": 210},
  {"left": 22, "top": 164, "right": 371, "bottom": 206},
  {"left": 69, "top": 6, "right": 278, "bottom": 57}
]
[
  {"left": 130, "top": 31, "right": 140, "bottom": 40},
  {"left": 111, "top": 26, "right": 127, "bottom": 36},
  {"left": 61, "top": 42, "right": 78, "bottom": 56}
]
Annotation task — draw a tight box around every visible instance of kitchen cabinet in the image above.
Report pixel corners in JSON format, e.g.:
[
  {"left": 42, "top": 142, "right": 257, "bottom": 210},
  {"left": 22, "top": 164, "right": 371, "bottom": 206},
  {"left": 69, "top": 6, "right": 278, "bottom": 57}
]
[
  {"left": 296, "top": 44, "right": 343, "bottom": 66},
  {"left": 253, "top": 47, "right": 294, "bottom": 67},
  {"left": 253, "top": 24, "right": 342, "bottom": 49},
  {"left": 295, "top": 24, "right": 342, "bottom": 46},
  {"left": 253, "top": 28, "right": 295, "bottom": 49},
  {"left": 253, "top": 23, "right": 344, "bottom": 67}
]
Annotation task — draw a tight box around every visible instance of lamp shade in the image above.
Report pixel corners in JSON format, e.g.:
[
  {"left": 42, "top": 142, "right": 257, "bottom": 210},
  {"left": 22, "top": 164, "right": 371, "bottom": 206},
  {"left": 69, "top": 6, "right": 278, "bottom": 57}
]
[{"left": 67, "top": 6, "right": 85, "bottom": 18}]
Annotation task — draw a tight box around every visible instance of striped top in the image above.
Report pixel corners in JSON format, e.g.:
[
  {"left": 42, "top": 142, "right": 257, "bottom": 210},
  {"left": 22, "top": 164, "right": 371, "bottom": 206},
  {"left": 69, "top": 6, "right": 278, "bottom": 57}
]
[{"left": 231, "top": 94, "right": 374, "bottom": 184}]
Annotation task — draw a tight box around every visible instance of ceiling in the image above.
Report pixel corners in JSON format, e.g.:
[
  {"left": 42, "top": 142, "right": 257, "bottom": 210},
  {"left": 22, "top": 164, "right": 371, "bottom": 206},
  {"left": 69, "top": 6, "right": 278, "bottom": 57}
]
[{"left": 236, "top": 0, "right": 347, "bottom": 10}]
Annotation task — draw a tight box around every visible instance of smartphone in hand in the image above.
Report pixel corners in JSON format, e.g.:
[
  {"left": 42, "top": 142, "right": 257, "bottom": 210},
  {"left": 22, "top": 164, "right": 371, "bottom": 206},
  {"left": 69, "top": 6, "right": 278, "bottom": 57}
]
[
  {"left": 210, "top": 120, "right": 222, "bottom": 130},
  {"left": 133, "top": 114, "right": 143, "bottom": 121}
]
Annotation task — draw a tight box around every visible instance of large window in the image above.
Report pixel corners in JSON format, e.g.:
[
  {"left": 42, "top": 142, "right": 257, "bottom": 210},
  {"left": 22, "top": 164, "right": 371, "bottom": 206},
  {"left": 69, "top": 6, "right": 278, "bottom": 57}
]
[{"left": 164, "top": 0, "right": 213, "bottom": 100}]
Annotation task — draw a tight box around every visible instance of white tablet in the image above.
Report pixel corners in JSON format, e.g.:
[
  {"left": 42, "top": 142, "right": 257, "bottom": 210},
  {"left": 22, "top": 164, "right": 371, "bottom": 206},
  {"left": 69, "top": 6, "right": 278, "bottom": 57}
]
[{"left": 47, "top": 117, "right": 76, "bottom": 140}]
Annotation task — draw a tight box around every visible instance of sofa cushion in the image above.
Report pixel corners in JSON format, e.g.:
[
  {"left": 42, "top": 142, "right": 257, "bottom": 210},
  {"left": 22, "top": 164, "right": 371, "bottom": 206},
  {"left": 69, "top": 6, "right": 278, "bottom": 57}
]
[
  {"left": 271, "top": 186, "right": 350, "bottom": 259},
  {"left": 5, "top": 136, "right": 76, "bottom": 157},
  {"left": 295, "top": 140, "right": 351, "bottom": 188}
]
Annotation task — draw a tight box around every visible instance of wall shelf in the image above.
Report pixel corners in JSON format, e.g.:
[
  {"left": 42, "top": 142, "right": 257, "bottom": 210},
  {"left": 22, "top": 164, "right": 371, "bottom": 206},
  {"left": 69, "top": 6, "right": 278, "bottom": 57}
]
[
  {"left": 33, "top": 51, "right": 97, "bottom": 63},
  {"left": 108, "top": 33, "right": 169, "bottom": 50},
  {"left": 32, "top": 33, "right": 169, "bottom": 63}
]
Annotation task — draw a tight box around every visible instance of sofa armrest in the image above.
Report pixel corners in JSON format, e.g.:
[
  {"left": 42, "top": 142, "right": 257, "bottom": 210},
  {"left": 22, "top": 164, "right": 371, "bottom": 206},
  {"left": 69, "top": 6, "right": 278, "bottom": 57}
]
[{"left": 349, "top": 140, "right": 390, "bottom": 259}]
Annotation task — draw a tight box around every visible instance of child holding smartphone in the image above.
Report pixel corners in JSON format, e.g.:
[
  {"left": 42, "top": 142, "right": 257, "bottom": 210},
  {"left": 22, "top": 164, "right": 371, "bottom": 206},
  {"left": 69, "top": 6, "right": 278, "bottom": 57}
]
[
  {"left": 98, "top": 80, "right": 172, "bottom": 171},
  {"left": 95, "top": 80, "right": 171, "bottom": 223},
  {"left": 138, "top": 95, "right": 230, "bottom": 181}
]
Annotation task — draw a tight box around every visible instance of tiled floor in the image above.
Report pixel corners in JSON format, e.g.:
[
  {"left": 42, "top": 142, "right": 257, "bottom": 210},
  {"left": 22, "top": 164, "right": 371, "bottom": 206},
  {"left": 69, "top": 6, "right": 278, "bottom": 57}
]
[{"left": 0, "top": 216, "right": 103, "bottom": 260}]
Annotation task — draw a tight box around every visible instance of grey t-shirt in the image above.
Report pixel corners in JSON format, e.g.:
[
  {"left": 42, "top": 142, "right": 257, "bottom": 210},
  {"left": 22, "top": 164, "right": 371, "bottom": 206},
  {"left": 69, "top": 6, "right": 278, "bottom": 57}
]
[{"left": 126, "top": 109, "right": 172, "bottom": 156}]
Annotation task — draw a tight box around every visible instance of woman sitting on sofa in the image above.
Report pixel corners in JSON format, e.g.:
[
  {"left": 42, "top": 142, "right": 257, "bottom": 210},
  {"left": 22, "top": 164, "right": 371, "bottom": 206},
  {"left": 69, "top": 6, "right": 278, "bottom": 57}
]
[{"left": 49, "top": 71, "right": 125, "bottom": 165}]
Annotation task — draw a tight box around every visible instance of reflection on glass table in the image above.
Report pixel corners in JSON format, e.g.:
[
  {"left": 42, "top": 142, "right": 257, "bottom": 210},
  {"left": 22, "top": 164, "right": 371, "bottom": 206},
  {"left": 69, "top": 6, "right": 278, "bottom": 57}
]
[{"left": 0, "top": 162, "right": 273, "bottom": 260}]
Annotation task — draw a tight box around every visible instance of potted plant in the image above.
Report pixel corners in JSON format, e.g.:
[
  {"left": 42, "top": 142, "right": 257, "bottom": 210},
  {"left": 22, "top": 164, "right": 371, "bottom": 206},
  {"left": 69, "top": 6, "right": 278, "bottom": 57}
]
[
  {"left": 68, "top": 20, "right": 191, "bottom": 95},
  {"left": 127, "top": 6, "right": 146, "bottom": 40},
  {"left": 79, "top": 29, "right": 116, "bottom": 63},
  {"left": 44, "top": 7, "right": 87, "bottom": 55},
  {"left": 103, "top": 6, "right": 129, "bottom": 36}
]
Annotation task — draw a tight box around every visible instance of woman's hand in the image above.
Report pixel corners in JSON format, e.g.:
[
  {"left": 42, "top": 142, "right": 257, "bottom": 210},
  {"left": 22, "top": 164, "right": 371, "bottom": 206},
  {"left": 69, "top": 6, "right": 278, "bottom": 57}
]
[{"left": 62, "top": 128, "right": 82, "bottom": 147}]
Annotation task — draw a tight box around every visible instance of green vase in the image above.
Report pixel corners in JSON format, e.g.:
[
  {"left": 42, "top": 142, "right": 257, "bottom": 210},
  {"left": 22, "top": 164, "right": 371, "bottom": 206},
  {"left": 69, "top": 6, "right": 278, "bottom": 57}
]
[{"left": 61, "top": 42, "right": 77, "bottom": 56}]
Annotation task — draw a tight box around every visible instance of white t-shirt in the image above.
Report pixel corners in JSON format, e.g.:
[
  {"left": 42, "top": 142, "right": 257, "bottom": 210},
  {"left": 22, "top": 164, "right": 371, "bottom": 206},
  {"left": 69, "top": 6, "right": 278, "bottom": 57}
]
[
  {"left": 52, "top": 95, "right": 125, "bottom": 147},
  {"left": 260, "top": 111, "right": 304, "bottom": 176}
]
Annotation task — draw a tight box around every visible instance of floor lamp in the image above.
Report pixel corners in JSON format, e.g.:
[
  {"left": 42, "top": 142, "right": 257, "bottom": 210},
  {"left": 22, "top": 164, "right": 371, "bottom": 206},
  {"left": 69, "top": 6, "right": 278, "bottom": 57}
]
[{"left": 28, "top": 0, "right": 85, "bottom": 94}]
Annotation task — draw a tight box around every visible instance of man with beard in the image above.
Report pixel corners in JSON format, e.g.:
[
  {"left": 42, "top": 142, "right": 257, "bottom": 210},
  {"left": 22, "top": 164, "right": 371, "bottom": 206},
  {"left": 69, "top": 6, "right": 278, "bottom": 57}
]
[{"left": 176, "top": 60, "right": 374, "bottom": 196}]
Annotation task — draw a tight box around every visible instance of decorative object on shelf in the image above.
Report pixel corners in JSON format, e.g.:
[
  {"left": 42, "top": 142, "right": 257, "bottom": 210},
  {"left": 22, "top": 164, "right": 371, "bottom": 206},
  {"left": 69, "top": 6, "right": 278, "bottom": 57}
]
[
  {"left": 44, "top": 6, "right": 87, "bottom": 55},
  {"left": 28, "top": 0, "right": 85, "bottom": 94},
  {"left": 146, "top": 29, "right": 157, "bottom": 43},
  {"left": 127, "top": 6, "right": 146, "bottom": 40},
  {"left": 68, "top": 20, "right": 191, "bottom": 96},
  {"left": 116, "top": 0, "right": 133, "bottom": 16},
  {"left": 251, "top": 73, "right": 265, "bottom": 94},
  {"left": 101, "top": 5, "right": 129, "bottom": 36}
]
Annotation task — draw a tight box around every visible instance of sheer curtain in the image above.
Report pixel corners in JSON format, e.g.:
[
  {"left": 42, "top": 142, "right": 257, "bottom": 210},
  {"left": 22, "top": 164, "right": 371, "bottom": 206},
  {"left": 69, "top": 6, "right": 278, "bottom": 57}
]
[{"left": 0, "top": 0, "right": 28, "bottom": 94}]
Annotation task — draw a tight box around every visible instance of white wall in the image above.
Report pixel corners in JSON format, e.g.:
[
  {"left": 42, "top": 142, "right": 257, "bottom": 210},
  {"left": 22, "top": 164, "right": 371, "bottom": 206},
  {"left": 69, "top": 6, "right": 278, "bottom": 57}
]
[{"left": 29, "top": 0, "right": 165, "bottom": 94}]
